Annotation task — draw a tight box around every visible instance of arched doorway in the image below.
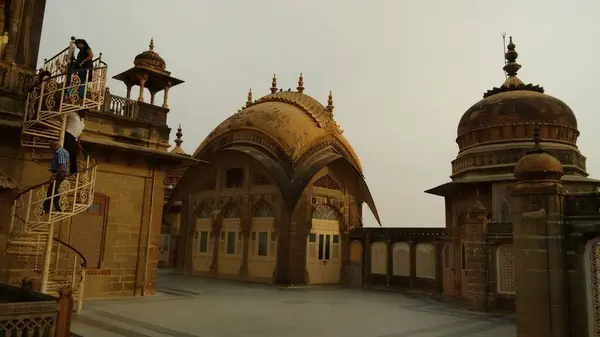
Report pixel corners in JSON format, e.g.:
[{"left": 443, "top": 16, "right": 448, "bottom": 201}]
[
  {"left": 306, "top": 204, "right": 341, "bottom": 284},
  {"left": 348, "top": 240, "right": 363, "bottom": 287},
  {"left": 442, "top": 243, "right": 459, "bottom": 296}
]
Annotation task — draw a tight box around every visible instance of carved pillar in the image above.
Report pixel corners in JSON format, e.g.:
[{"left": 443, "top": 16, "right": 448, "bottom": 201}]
[
  {"left": 239, "top": 197, "right": 252, "bottom": 276},
  {"left": 162, "top": 83, "right": 171, "bottom": 108},
  {"left": 150, "top": 90, "right": 157, "bottom": 105},
  {"left": 209, "top": 209, "right": 223, "bottom": 273},
  {"left": 138, "top": 74, "right": 148, "bottom": 102},
  {"left": 465, "top": 201, "right": 489, "bottom": 311},
  {"left": 4, "top": 0, "right": 22, "bottom": 62},
  {"left": 126, "top": 84, "right": 132, "bottom": 99}
]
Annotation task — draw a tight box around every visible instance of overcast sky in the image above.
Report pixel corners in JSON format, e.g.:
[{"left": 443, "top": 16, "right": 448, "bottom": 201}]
[{"left": 39, "top": 0, "right": 600, "bottom": 227}]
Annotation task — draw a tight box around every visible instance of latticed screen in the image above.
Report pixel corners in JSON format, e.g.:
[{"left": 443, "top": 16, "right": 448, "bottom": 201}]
[
  {"left": 588, "top": 240, "right": 600, "bottom": 337},
  {"left": 496, "top": 245, "right": 516, "bottom": 294}
]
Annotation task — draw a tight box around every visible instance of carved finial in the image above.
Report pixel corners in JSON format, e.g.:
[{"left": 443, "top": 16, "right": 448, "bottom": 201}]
[
  {"left": 149, "top": 37, "right": 155, "bottom": 52},
  {"left": 326, "top": 91, "right": 334, "bottom": 112},
  {"left": 533, "top": 122, "right": 541, "bottom": 150},
  {"left": 270, "top": 74, "right": 277, "bottom": 94},
  {"left": 175, "top": 124, "right": 183, "bottom": 147},
  {"left": 246, "top": 89, "right": 253, "bottom": 107},
  {"left": 503, "top": 36, "right": 521, "bottom": 77},
  {"left": 297, "top": 73, "right": 305, "bottom": 93}
]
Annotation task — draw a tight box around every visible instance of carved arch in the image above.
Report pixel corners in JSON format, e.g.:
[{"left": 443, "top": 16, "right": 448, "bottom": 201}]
[
  {"left": 222, "top": 202, "right": 241, "bottom": 219},
  {"left": 253, "top": 199, "right": 274, "bottom": 218},
  {"left": 313, "top": 173, "right": 343, "bottom": 191},
  {"left": 195, "top": 201, "right": 212, "bottom": 219},
  {"left": 312, "top": 204, "right": 339, "bottom": 221}
]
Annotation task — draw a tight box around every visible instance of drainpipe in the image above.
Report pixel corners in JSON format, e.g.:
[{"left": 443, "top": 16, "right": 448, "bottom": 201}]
[{"left": 141, "top": 163, "right": 157, "bottom": 296}]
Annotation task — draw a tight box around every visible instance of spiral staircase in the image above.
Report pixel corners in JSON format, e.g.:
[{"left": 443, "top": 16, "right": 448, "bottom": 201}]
[{"left": 6, "top": 39, "right": 107, "bottom": 312}]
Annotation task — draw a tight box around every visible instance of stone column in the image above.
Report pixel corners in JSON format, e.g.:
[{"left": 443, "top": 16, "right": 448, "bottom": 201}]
[
  {"left": 150, "top": 90, "right": 157, "bottom": 105},
  {"left": 512, "top": 151, "right": 568, "bottom": 337},
  {"left": 465, "top": 201, "right": 489, "bottom": 311},
  {"left": 209, "top": 209, "right": 223, "bottom": 273},
  {"left": 238, "top": 198, "right": 252, "bottom": 277},
  {"left": 138, "top": 74, "right": 148, "bottom": 102},
  {"left": 126, "top": 84, "right": 132, "bottom": 99},
  {"left": 4, "top": 0, "right": 23, "bottom": 62},
  {"left": 162, "top": 83, "right": 171, "bottom": 108}
]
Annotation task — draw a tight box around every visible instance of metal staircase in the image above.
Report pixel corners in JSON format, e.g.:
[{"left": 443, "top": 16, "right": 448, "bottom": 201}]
[{"left": 6, "top": 38, "right": 107, "bottom": 311}]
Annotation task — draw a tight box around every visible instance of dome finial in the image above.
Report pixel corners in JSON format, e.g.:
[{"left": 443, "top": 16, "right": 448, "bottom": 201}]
[
  {"left": 246, "top": 89, "right": 253, "bottom": 107},
  {"left": 175, "top": 124, "right": 183, "bottom": 147},
  {"left": 503, "top": 36, "right": 521, "bottom": 77},
  {"left": 326, "top": 91, "right": 334, "bottom": 112},
  {"left": 532, "top": 122, "right": 542, "bottom": 151},
  {"left": 149, "top": 37, "right": 155, "bottom": 52},
  {"left": 297, "top": 73, "right": 305, "bottom": 93},
  {"left": 270, "top": 74, "right": 278, "bottom": 94}
]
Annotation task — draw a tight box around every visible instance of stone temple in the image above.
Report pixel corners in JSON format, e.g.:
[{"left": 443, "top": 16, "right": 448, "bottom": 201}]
[{"left": 2, "top": 1, "right": 600, "bottom": 337}]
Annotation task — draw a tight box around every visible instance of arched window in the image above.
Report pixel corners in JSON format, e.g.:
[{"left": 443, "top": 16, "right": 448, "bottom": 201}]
[
  {"left": 312, "top": 205, "right": 338, "bottom": 221},
  {"left": 253, "top": 201, "right": 274, "bottom": 217},
  {"left": 195, "top": 202, "right": 212, "bottom": 219},
  {"left": 222, "top": 202, "right": 241, "bottom": 219},
  {"left": 313, "top": 174, "right": 343, "bottom": 191}
]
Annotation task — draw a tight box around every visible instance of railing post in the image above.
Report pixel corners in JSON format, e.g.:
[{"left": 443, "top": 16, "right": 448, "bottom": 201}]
[
  {"left": 76, "top": 269, "right": 85, "bottom": 313},
  {"left": 40, "top": 220, "right": 55, "bottom": 293},
  {"left": 55, "top": 286, "right": 74, "bottom": 337}
]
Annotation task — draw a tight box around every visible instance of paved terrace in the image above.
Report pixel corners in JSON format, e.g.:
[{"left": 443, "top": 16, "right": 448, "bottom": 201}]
[{"left": 72, "top": 271, "right": 516, "bottom": 337}]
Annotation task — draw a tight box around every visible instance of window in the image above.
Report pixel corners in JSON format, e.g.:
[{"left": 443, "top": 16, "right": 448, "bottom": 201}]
[
  {"left": 496, "top": 245, "right": 515, "bottom": 294},
  {"left": 253, "top": 173, "right": 271, "bottom": 186},
  {"left": 309, "top": 233, "right": 316, "bottom": 243},
  {"left": 225, "top": 168, "right": 244, "bottom": 188},
  {"left": 86, "top": 203, "right": 102, "bottom": 214},
  {"left": 312, "top": 205, "right": 338, "bottom": 221},
  {"left": 270, "top": 231, "right": 277, "bottom": 242},
  {"left": 222, "top": 202, "right": 241, "bottom": 219},
  {"left": 318, "top": 234, "right": 325, "bottom": 260},
  {"left": 461, "top": 244, "right": 466, "bottom": 270},
  {"left": 160, "top": 235, "right": 170, "bottom": 252},
  {"left": 253, "top": 201, "right": 274, "bottom": 217},
  {"left": 195, "top": 202, "right": 211, "bottom": 219},
  {"left": 199, "top": 231, "right": 208, "bottom": 253},
  {"left": 332, "top": 235, "right": 339, "bottom": 244},
  {"left": 258, "top": 232, "right": 268, "bottom": 256},
  {"left": 226, "top": 231, "right": 236, "bottom": 254}
]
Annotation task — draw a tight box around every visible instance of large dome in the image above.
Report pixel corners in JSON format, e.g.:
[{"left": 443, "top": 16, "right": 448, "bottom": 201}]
[
  {"left": 193, "top": 90, "right": 363, "bottom": 173},
  {"left": 134, "top": 38, "right": 166, "bottom": 71},
  {"left": 455, "top": 37, "right": 579, "bottom": 153}
]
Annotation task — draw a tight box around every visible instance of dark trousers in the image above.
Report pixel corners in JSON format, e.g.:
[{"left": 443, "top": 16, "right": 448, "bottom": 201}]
[
  {"left": 43, "top": 176, "right": 64, "bottom": 212},
  {"left": 64, "top": 132, "right": 78, "bottom": 174},
  {"left": 77, "top": 69, "right": 91, "bottom": 98}
]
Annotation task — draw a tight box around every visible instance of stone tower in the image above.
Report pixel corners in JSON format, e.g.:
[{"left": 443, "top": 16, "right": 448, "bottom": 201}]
[{"left": 512, "top": 127, "right": 568, "bottom": 337}]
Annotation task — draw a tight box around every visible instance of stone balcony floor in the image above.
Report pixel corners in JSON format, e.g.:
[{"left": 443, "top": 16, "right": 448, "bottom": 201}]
[{"left": 71, "top": 270, "right": 516, "bottom": 337}]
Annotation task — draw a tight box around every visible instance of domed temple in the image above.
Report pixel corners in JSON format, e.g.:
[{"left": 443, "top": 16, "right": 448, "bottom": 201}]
[{"left": 167, "top": 74, "right": 380, "bottom": 284}]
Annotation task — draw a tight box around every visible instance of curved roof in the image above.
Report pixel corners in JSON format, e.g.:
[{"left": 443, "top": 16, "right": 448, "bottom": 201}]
[{"left": 192, "top": 91, "right": 363, "bottom": 173}]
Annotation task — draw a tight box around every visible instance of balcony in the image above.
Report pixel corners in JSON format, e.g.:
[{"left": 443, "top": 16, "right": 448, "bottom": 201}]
[{"left": 0, "top": 278, "right": 74, "bottom": 337}]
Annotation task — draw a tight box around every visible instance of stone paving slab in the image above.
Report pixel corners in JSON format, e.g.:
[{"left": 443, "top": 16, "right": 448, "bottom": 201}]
[{"left": 72, "top": 272, "right": 516, "bottom": 337}]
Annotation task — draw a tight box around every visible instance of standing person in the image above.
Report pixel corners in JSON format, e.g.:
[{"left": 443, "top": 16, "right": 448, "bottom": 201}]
[
  {"left": 43, "top": 141, "right": 69, "bottom": 213},
  {"left": 64, "top": 110, "right": 86, "bottom": 174},
  {"left": 73, "top": 38, "right": 94, "bottom": 98}
]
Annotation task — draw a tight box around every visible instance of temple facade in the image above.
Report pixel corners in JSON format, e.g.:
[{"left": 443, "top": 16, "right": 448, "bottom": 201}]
[
  {"left": 0, "top": 0, "right": 196, "bottom": 309},
  {"left": 167, "top": 76, "right": 380, "bottom": 285}
]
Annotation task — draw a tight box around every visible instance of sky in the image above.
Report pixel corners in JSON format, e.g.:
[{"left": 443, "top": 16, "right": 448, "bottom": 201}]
[{"left": 38, "top": 0, "right": 600, "bottom": 228}]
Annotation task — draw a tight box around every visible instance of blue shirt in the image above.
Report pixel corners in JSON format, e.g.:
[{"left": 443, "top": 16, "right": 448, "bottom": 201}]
[{"left": 51, "top": 147, "right": 69, "bottom": 173}]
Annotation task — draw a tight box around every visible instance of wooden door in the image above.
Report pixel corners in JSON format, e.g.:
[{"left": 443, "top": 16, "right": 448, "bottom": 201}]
[{"left": 442, "top": 243, "right": 457, "bottom": 296}]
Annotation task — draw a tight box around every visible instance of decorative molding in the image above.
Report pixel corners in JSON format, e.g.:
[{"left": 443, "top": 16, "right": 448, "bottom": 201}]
[
  {"left": 526, "top": 196, "right": 543, "bottom": 212},
  {"left": 313, "top": 174, "right": 343, "bottom": 191}
]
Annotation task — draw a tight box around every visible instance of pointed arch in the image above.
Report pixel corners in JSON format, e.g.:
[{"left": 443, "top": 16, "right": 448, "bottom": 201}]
[
  {"left": 195, "top": 202, "right": 212, "bottom": 219},
  {"left": 253, "top": 200, "right": 274, "bottom": 218},
  {"left": 222, "top": 202, "right": 241, "bottom": 219},
  {"left": 313, "top": 174, "right": 343, "bottom": 191}
]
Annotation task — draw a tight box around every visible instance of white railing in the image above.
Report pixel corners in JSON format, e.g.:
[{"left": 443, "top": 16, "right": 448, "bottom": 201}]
[{"left": 7, "top": 38, "right": 107, "bottom": 311}]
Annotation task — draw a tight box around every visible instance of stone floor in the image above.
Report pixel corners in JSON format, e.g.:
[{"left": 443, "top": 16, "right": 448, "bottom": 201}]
[{"left": 72, "top": 270, "right": 516, "bottom": 337}]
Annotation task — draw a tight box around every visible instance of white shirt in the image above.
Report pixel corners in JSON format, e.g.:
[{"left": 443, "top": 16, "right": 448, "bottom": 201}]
[{"left": 65, "top": 111, "right": 85, "bottom": 139}]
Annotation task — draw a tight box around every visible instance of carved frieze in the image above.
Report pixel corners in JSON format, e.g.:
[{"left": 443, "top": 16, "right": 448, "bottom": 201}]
[{"left": 452, "top": 147, "right": 586, "bottom": 176}]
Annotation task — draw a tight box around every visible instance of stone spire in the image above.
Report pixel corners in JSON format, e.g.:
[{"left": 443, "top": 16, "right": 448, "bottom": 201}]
[
  {"left": 270, "top": 74, "right": 278, "bottom": 94},
  {"left": 171, "top": 124, "right": 186, "bottom": 155},
  {"left": 149, "top": 37, "right": 155, "bottom": 52},
  {"left": 326, "top": 91, "right": 334, "bottom": 112},
  {"left": 501, "top": 36, "right": 524, "bottom": 88},
  {"left": 246, "top": 89, "right": 253, "bottom": 107},
  {"left": 297, "top": 73, "right": 304, "bottom": 93}
]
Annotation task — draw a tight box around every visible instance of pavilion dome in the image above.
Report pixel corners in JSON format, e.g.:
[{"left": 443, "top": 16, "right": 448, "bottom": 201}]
[
  {"left": 455, "top": 37, "right": 579, "bottom": 153},
  {"left": 134, "top": 38, "right": 166, "bottom": 71},
  {"left": 192, "top": 75, "right": 363, "bottom": 173},
  {"left": 515, "top": 129, "right": 563, "bottom": 181}
]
